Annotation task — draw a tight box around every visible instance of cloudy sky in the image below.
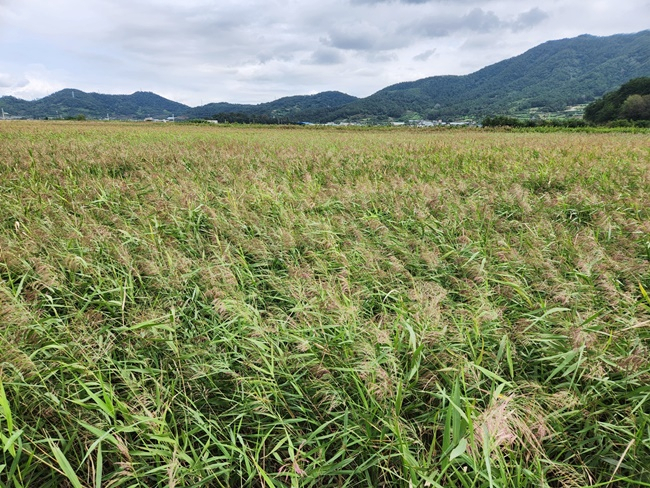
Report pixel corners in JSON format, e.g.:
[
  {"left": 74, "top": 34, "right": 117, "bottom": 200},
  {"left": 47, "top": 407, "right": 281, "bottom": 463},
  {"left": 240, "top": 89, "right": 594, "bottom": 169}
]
[{"left": 0, "top": 0, "right": 648, "bottom": 106}]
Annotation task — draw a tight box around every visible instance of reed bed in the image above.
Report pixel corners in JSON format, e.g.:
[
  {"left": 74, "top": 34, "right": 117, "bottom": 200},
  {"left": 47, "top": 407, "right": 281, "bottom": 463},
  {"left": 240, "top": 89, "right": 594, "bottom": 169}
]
[{"left": 1, "top": 121, "right": 649, "bottom": 487}]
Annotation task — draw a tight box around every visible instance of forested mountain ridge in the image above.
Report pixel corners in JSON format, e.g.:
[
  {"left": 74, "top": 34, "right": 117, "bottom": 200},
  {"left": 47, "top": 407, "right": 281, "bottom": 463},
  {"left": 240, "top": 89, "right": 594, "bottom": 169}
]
[
  {"left": 184, "top": 91, "right": 359, "bottom": 120},
  {"left": 315, "top": 30, "right": 650, "bottom": 121},
  {"left": 1, "top": 30, "right": 648, "bottom": 121},
  {"left": 0, "top": 89, "right": 357, "bottom": 121},
  {"left": 0, "top": 90, "right": 190, "bottom": 119}
]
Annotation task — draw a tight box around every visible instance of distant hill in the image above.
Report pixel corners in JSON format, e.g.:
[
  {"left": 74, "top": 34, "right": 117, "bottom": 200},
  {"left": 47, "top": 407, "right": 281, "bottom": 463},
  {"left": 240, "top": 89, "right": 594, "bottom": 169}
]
[
  {"left": 0, "top": 90, "right": 189, "bottom": 119},
  {"left": 184, "top": 91, "right": 359, "bottom": 120},
  {"left": 316, "top": 30, "right": 650, "bottom": 121},
  {"left": 1, "top": 30, "right": 649, "bottom": 122},
  {"left": 584, "top": 77, "right": 650, "bottom": 123},
  {"left": 0, "top": 89, "right": 357, "bottom": 121}
]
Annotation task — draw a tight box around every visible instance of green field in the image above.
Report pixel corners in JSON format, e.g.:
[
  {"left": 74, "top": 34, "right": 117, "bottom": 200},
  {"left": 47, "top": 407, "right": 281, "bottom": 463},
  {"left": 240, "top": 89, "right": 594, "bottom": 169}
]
[{"left": 1, "top": 122, "right": 649, "bottom": 487}]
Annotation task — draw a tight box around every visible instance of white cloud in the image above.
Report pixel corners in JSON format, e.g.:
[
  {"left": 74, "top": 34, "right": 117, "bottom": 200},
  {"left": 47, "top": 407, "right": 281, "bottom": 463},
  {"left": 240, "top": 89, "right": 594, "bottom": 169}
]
[
  {"left": 0, "top": 65, "right": 66, "bottom": 100},
  {"left": 0, "top": 72, "right": 27, "bottom": 88}
]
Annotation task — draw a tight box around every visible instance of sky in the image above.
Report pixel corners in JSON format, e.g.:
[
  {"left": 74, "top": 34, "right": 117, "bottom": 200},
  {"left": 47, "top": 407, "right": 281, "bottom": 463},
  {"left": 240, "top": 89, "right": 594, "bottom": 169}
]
[{"left": 0, "top": 0, "right": 648, "bottom": 107}]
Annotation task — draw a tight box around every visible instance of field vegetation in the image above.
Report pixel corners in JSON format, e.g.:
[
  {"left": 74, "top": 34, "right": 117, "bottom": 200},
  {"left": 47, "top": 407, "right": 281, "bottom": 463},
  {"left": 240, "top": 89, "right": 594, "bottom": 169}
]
[{"left": 1, "top": 122, "right": 649, "bottom": 487}]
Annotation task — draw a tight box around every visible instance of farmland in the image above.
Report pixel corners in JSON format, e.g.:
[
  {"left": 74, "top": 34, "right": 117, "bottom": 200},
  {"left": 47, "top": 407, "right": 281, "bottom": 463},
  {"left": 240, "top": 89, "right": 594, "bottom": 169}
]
[{"left": 1, "top": 122, "right": 649, "bottom": 487}]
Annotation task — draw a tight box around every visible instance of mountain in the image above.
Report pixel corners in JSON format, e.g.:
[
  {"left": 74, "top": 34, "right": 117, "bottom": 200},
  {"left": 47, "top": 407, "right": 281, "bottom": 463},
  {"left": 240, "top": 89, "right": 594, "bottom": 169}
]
[
  {"left": 0, "top": 89, "right": 356, "bottom": 121},
  {"left": 0, "top": 90, "right": 189, "bottom": 119},
  {"left": 184, "top": 91, "right": 359, "bottom": 120},
  {"left": 1, "top": 30, "right": 649, "bottom": 121},
  {"left": 315, "top": 30, "right": 650, "bottom": 121}
]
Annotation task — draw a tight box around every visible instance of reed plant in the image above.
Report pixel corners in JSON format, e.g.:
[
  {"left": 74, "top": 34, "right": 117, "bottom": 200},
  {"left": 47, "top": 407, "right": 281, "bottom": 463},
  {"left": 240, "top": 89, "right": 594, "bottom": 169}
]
[{"left": 1, "top": 122, "right": 649, "bottom": 486}]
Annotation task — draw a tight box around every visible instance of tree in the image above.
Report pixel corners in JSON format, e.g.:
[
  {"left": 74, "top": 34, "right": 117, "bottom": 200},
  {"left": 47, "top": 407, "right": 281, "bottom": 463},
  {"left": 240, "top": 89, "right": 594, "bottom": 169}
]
[{"left": 620, "top": 94, "right": 650, "bottom": 120}]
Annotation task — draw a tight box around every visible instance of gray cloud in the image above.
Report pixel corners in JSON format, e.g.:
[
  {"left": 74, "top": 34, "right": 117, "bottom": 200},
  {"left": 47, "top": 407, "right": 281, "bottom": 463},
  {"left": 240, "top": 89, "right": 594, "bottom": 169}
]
[
  {"left": 512, "top": 8, "right": 549, "bottom": 31},
  {"left": 352, "top": 0, "right": 434, "bottom": 4},
  {"left": 351, "top": 0, "right": 474, "bottom": 4},
  {"left": 322, "top": 23, "right": 409, "bottom": 51},
  {"left": 409, "top": 7, "right": 551, "bottom": 38},
  {"left": 257, "top": 52, "right": 295, "bottom": 64},
  {"left": 364, "top": 51, "right": 399, "bottom": 63},
  {"left": 408, "top": 8, "right": 504, "bottom": 38},
  {"left": 323, "top": 30, "right": 376, "bottom": 50},
  {"left": 413, "top": 48, "right": 436, "bottom": 61},
  {"left": 463, "top": 8, "right": 502, "bottom": 32},
  {"left": 303, "top": 49, "right": 345, "bottom": 65}
]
